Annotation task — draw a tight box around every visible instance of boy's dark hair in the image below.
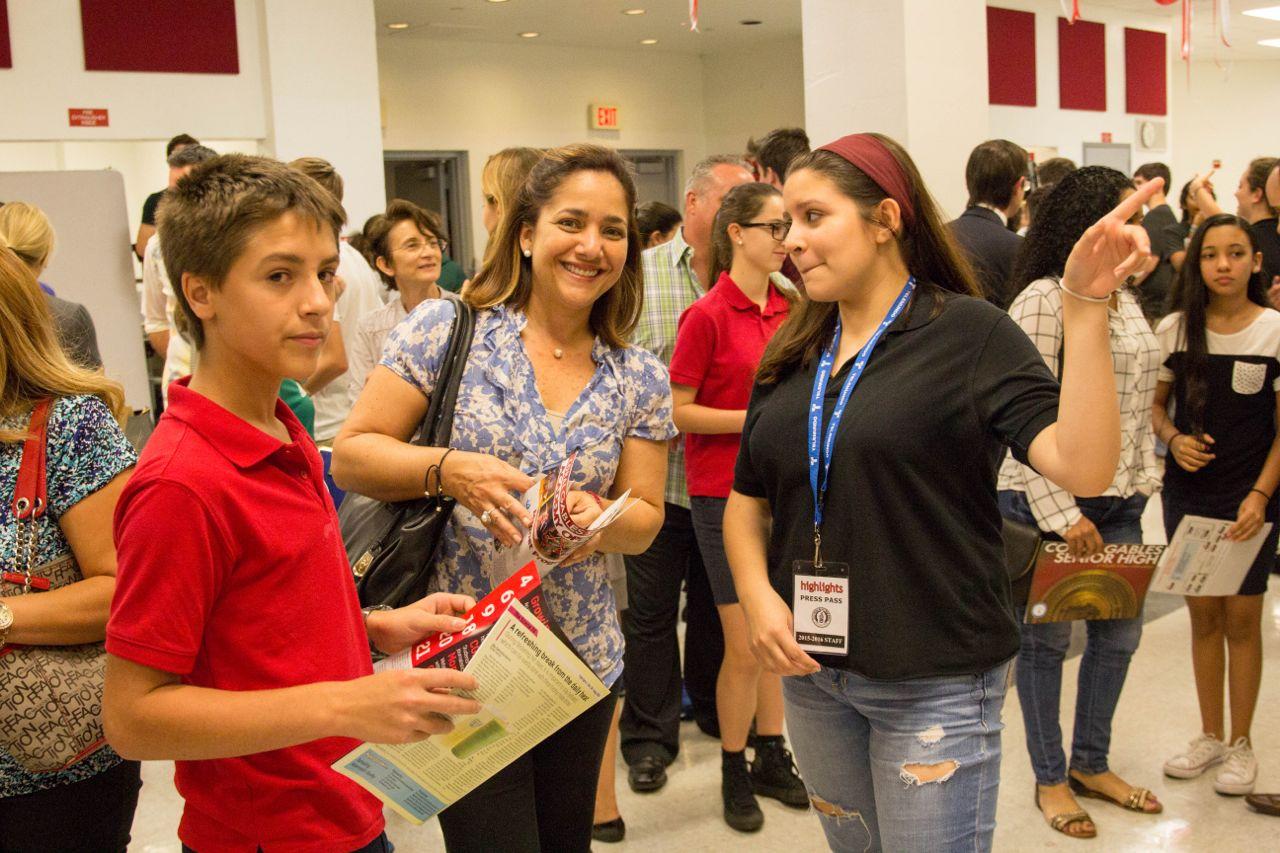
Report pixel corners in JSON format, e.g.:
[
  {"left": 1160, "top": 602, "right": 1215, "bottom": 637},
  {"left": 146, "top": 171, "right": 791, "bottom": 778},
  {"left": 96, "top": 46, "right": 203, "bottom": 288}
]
[
  {"left": 166, "top": 134, "right": 200, "bottom": 158},
  {"left": 366, "top": 200, "right": 447, "bottom": 289},
  {"left": 167, "top": 145, "right": 219, "bottom": 169},
  {"left": 1036, "top": 157, "right": 1077, "bottom": 188},
  {"left": 635, "top": 201, "right": 682, "bottom": 242},
  {"left": 1170, "top": 213, "right": 1269, "bottom": 434},
  {"left": 754, "top": 127, "right": 811, "bottom": 181},
  {"left": 964, "top": 139, "right": 1028, "bottom": 209},
  {"left": 1134, "top": 162, "right": 1171, "bottom": 190},
  {"left": 157, "top": 153, "right": 346, "bottom": 350},
  {"left": 1247, "top": 157, "right": 1280, "bottom": 215}
]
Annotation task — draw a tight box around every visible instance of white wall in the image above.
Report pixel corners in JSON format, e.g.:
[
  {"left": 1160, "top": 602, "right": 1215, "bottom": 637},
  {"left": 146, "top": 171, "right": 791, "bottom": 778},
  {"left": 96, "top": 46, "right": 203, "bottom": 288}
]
[
  {"left": 987, "top": 0, "right": 1174, "bottom": 171},
  {"left": 1173, "top": 60, "right": 1280, "bottom": 209},
  {"left": 701, "top": 37, "right": 806, "bottom": 160},
  {"left": 0, "top": 0, "right": 267, "bottom": 142},
  {"left": 378, "top": 36, "right": 710, "bottom": 269},
  {"left": 258, "top": 0, "right": 386, "bottom": 229}
]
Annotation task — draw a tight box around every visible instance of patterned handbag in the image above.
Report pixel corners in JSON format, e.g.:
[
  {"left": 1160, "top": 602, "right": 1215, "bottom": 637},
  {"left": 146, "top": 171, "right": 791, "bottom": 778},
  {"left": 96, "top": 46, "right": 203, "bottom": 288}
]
[{"left": 0, "top": 399, "right": 110, "bottom": 773}]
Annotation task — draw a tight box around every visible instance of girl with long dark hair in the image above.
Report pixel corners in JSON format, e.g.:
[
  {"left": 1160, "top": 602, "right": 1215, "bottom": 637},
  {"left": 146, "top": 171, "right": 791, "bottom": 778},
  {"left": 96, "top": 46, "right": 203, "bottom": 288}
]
[
  {"left": 722, "top": 132, "right": 1159, "bottom": 851},
  {"left": 669, "top": 182, "right": 802, "bottom": 832},
  {"left": 1153, "top": 213, "right": 1280, "bottom": 798},
  {"left": 998, "top": 167, "right": 1164, "bottom": 838}
]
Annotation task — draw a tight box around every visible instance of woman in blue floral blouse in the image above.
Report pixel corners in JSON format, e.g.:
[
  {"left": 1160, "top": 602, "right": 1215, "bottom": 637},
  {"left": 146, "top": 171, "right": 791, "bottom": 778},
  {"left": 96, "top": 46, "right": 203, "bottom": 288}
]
[
  {"left": 334, "top": 143, "right": 673, "bottom": 852},
  {"left": 0, "top": 244, "right": 140, "bottom": 851}
]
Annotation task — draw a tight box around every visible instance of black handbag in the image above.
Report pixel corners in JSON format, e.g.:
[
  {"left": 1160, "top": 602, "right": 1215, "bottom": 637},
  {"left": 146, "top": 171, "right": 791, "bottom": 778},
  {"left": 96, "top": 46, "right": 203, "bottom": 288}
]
[
  {"left": 338, "top": 300, "right": 476, "bottom": 608},
  {"left": 1002, "top": 517, "right": 1042, "bottom": 611}
]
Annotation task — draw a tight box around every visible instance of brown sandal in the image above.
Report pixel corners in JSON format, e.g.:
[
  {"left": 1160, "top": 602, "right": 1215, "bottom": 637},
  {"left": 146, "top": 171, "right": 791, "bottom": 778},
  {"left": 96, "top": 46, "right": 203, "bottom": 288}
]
[
  {"left": 1069, "top": 774, "right": 1163, "bottom": 814},
  {"left": 1035, "top": 784, "right": 1097, "bottom": 839}
]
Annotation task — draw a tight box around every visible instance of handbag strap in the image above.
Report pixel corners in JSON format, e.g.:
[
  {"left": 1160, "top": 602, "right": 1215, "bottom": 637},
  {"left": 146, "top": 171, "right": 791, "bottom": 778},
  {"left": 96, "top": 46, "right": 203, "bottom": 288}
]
[
  {"left": 412, "top": 299, "right": 476, "bottom": 450},
  {"left": 13, "top": 399, "right": 52, "bottom": 522}
]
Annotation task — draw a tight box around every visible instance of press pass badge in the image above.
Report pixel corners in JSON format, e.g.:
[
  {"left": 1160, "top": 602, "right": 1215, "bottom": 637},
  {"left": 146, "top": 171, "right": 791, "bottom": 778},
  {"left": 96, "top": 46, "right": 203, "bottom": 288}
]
[{"left": 792, "top": 559, "right": 850, "bottom": 655}]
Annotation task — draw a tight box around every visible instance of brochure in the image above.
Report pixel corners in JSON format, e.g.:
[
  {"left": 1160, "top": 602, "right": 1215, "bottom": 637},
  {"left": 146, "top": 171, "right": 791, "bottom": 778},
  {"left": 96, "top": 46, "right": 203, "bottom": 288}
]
[
  {"left": 1151, "top": 515, "right": 1272, "bottom": 597},
  {"left": 332, "top": 563, "right": 608, "bottom": 824},
  {"left": 1024, "top": 542, "right": 1164, "bottom": 623},
  {"left": 490, "top": 450, "right": 634, "bottom": 578}
]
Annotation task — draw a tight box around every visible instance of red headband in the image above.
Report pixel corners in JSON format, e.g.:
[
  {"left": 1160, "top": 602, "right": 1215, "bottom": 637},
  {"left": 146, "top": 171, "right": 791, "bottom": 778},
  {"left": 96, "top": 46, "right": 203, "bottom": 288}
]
[{"left": 817, "top": 134, "right": 916, "bottom": 229}]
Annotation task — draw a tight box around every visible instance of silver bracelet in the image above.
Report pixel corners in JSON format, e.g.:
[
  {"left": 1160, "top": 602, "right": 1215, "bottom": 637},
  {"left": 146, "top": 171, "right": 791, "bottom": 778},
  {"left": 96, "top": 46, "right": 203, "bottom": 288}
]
[{"left": 1058, "top": 280, "right": 1112, "bottom": 304}]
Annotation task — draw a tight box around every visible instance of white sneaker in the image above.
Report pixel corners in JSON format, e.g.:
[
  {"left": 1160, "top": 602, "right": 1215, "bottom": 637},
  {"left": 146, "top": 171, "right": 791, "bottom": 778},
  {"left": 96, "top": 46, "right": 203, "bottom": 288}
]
[
  {"left": 1164, "top": 733, "right": 1226, "bottom": 779},
  {"left": 1214, "top": 738, "right": 1258, "bottom": 795}
]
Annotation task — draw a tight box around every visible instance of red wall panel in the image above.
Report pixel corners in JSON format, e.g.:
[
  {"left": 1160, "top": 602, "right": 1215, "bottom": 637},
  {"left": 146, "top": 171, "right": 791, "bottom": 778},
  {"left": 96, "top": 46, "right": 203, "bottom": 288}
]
[
  {"left": 1124, "top": 27, "right": 1166, "bottom": 115},
  {"left": 0, "top": 1, "right": 12, "bottom": 70},
  {"left": 80, "top": 0, "right": 238, "bottom": 74},
  {"left": 1058, "top": 17, "right": 1106, "bottom": 112},
  {"left": 987, "top": 7, "right": 1037, "bottom": 107}
]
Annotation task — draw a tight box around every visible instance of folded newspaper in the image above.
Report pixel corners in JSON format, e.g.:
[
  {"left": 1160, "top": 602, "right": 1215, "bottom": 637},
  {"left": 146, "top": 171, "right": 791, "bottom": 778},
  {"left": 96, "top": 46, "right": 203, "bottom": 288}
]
[{"left": 332, "top": 562, "right": 608, "bottom": 824}]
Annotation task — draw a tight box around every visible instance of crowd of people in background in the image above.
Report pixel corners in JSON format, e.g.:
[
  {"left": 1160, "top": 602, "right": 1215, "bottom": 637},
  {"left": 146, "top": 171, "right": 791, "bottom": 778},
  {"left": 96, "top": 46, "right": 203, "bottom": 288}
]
[{"left": 2, "top": 123, "right": 1280, "bottom": 853}]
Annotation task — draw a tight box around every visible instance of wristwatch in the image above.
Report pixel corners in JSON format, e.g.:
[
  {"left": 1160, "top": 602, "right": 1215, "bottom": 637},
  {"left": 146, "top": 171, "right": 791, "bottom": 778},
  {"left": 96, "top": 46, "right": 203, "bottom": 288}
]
[{"left": 0, "top": 601, "right": 13, "bottom": 647}]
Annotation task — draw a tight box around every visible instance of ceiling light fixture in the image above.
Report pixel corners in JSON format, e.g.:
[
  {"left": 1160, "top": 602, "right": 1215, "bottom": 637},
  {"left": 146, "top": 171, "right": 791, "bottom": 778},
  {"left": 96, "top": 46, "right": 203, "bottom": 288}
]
[
  {"left": 623, "top": 8, "right": 646, "bottom": 14},
  {"left": 1243, "top": 5, "right": 1280, "bottom": 21},
  {"left": 519, "top": 31, "right": 540, "bottom": 38},
  {"left": 487, "top": 0, "right": 511, "bottom": 4},
  {"left": 1260, "top": 37, "right": 1280, "bottom": 47},
  {"left": 387, "top": 22, "right": 410, "bottom": 29},
  {"left": 640, "top": 38, "right": 658, "bottom": 45}
]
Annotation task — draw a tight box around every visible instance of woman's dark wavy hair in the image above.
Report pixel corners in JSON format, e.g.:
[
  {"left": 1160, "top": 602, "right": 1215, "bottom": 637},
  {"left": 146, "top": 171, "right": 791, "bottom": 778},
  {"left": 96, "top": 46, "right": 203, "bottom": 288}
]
[
  {"left": 1170, "top": 213, "right": 1268, "bottom": 434},
  {"left": 755, "top": 134, "right": 980, "bottom": 384},
  {"left": 1008, "top": 166, "right": 1132, "bottom": 298}
]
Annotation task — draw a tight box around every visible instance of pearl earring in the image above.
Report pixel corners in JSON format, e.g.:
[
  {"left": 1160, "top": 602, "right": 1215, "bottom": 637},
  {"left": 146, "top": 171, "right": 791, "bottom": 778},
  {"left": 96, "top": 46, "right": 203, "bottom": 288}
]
[{"left": 522, "top": 248, "right": 532, "bottom": 257}]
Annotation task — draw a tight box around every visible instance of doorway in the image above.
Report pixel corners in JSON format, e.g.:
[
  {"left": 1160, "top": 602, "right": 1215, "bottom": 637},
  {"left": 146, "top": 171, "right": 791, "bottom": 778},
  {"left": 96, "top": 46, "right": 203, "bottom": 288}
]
[
  {"left": 383, "top": 151, "right": 474, "bottom": 272},
  {"left": 621, "top": 150, "right": 681, "bottom": 208}
]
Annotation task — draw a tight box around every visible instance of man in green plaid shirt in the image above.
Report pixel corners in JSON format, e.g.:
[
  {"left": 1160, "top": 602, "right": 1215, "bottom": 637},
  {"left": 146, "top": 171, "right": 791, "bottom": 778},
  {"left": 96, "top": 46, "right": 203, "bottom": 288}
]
[{"left": 621, "top": 155, "right": 753, "bottom": 793}]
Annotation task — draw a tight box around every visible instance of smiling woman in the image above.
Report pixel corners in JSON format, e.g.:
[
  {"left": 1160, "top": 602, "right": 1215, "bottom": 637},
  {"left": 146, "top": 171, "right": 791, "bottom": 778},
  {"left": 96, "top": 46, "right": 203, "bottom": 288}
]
[{"left": 332, "top": 143, "right": 676, "bottom": 853}]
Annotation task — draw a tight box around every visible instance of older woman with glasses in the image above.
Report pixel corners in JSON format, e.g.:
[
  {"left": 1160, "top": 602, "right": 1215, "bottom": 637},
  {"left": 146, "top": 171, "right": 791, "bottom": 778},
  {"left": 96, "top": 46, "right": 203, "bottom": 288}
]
[{"left": 345, "top": 199, "right": 456, "bottom": 403}]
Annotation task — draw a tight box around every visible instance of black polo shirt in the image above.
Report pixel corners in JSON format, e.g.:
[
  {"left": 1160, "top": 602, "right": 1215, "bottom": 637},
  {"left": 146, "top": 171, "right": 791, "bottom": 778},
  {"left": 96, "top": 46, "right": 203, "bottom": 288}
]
[{"left": 733, "top": 286, "right": 1060, "bottom": 681}]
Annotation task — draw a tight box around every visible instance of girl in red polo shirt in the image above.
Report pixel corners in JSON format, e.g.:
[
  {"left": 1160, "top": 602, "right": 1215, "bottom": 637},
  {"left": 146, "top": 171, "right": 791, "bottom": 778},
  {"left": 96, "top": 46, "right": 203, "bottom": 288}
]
[{"left": 668, "top": 182, "right": 802, "bottom": 832}]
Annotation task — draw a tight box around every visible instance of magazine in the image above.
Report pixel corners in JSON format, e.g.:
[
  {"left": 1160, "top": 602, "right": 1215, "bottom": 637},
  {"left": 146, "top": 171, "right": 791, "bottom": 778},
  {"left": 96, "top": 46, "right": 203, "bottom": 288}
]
[
  {"left": 333, "top": 562, "right": 608, "bottom": 824},
  {"left": 1024, "top": 542, "right": 1164, "bottom": 623}
]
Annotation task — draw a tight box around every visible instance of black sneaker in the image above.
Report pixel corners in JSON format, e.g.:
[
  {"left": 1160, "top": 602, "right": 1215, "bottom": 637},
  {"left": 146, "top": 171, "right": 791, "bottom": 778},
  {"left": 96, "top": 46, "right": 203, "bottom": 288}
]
[
  {"left": 627, "top": 755, "right": 668, "bottom": 793},
  {"left": 722, "top": 750, "right": 764, "bottom": 832},
  {"left": 750, "top": 737, "right": 809, "bottom": 809}
]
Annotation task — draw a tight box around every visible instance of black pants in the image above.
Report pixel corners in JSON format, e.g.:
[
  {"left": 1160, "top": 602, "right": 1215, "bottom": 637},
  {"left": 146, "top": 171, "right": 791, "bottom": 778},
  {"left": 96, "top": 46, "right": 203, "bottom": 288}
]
[
  {"left": 619, "top": 502, "right": 723, "bottom": 765},
  {"left": 438, "top": 688, "right": 619, "bottom": 853},
  {"left": 0, "top": 759, "right": 141, "bottom": 853}
]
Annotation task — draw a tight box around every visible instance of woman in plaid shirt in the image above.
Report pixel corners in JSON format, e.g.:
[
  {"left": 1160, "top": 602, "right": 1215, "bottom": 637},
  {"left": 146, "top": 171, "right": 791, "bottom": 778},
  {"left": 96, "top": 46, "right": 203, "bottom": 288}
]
[{"left": 998, "top": 167, "right": 1164, "bottom": 838}]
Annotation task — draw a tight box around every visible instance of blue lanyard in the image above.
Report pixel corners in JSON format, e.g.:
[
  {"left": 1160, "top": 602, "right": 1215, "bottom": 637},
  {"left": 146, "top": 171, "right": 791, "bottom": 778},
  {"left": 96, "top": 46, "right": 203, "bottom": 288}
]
[{"left": 807, "top": 278, "right": 916, "bottom": 556}]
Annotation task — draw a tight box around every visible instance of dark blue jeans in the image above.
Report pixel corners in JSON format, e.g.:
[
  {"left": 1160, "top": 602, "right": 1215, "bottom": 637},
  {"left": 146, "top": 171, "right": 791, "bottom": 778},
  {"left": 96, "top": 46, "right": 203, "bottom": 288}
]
[{"left": 998, "top": 491, "right": 1148, "bottom": 785}]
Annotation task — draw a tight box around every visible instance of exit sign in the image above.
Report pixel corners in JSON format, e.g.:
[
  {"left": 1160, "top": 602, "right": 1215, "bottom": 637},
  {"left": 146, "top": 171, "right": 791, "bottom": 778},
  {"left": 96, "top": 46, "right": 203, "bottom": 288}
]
[
  {"left": 69, "top": 108, "right": 109, "bottom": 127},
  {"left": 590, "top": 104, "right": 621, "bottom": 130}
]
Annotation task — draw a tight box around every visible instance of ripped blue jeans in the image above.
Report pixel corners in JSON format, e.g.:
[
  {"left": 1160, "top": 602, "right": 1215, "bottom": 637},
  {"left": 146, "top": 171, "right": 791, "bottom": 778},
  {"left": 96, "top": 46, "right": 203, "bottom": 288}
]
[{"left": 782, "top": 663, "right": 1009, "bottom": 852}]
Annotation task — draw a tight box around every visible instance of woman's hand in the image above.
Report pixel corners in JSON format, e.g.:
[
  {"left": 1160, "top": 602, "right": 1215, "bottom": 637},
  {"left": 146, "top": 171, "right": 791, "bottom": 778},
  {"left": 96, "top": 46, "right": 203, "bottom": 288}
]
[
  {"left": 1227, "top": 491, "right": 1269, "bottom": 542},
  {"left": 559, "top": 491, "right": 606, "bottom": 565},
  {"left": 1063, "top": 516, "right": 1105, "bottom": 559},
  {"left": 441, "top": 451, "right": 536, "bottom": 547},
  {"left": 1169, "top": 433, "right": 1215, "bottom": 473},
  {"left": 740, "top": 585, "right": 820, "bottom": 676},
  {"left": 367, "top": 592, "right": 476, "bottom": 655},
  {"left": 1061, "top": 178, "right": 1162, "bottom": 300},
  {"left": 1190, "top": 170, "right": 1216, "bottom": 199}
]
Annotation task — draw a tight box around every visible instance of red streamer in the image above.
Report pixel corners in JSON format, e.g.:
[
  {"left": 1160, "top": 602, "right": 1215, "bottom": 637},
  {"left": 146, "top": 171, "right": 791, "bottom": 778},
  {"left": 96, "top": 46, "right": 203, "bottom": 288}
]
[{"left": 690, "top": 0, "right": 699, "bottom": 33}]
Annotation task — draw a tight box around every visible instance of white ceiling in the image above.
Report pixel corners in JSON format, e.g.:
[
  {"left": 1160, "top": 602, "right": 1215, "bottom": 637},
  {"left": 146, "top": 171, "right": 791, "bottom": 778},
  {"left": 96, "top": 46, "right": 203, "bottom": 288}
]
[
  {"left": 1088, "top": 0, "right": 1280, "bottom": 59},
  {"left": 373, "top": 0, "right": 802, "bottom": 54}
]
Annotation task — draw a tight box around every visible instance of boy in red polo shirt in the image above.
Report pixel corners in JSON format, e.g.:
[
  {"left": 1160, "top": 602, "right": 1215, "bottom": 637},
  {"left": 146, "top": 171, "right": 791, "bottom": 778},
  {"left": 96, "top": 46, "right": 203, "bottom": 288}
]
[
  {"left": 104, "top": 154, "right": 481, "bottom": 853},
  {"left": 667, "top": 182, "right": 804, "bottom": 832}
]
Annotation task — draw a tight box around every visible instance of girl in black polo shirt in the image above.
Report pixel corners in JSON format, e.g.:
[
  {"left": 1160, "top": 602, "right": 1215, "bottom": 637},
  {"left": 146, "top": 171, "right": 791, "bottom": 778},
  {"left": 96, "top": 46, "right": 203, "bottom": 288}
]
[
  {"left": 724, "top": 133, "right": 1160, "bottom": 852},
  {"left": 1153, "top": 214, "right": 1280, "bottom": 798}
]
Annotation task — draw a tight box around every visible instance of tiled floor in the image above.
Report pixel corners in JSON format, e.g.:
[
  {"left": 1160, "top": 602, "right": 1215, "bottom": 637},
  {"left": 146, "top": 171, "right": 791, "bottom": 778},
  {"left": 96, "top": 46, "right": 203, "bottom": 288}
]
[{"left": 128, "top": 499, "right": 1280, "bottom": 851}]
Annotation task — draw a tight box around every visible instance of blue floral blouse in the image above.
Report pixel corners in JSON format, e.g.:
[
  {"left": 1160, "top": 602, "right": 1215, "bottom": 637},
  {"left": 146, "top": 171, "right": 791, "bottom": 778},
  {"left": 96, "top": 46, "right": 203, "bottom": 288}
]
[
  {"left": 381, "top": 301, "right": 676, "bottom": 685},
  {"left": 1, "top": 395, "right": 137, "bottom": 798}
]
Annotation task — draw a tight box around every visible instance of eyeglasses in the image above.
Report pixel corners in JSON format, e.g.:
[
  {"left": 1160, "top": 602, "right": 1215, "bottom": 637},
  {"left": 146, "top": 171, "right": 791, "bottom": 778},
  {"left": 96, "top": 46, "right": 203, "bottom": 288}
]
[
  {"left": 739, "top": 220, "right": 791, "bottom": 241},
  {"left": 393, "top": 237, "right": 448, "bottom": 255}
]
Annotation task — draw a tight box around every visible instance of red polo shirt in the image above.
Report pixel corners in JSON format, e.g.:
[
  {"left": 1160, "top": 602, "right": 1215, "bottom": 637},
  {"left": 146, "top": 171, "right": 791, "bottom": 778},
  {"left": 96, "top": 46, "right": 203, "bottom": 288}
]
[
  {"left": 107, "top": 378, "right": 383, "bottom": 853},
  {"left": 669, "top": 273, "right": 791, "bottom": 498}
]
